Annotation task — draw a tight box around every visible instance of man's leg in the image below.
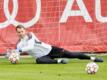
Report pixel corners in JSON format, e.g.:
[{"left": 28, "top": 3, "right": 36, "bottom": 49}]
[
  {"left": 62, "top": 50, "right": 90, "bottom": 59},
  {"left": 48, "top": 46, "right": 103, "bottom": 62},
  {"left": 48, "top": 46, "right": 90, "bottom": 59},
  {"left": 60, "top": 50, "right": 103, "bottom": 62},
  {"left": 36, "top": 56, "right": 57, "bottom": 64},
  {"left": 36, "top": 56, "right": 68, "bottom": 64}
]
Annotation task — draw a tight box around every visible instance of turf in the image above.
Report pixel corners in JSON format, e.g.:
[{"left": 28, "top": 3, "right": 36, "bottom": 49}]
[{"left": 0, "top": 56, "right": 106, "bottom": 80}]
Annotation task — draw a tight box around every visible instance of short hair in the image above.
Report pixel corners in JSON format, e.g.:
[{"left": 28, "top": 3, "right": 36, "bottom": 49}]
[{"left": 16, "top": 25, "right": 25, "bottom": 31}]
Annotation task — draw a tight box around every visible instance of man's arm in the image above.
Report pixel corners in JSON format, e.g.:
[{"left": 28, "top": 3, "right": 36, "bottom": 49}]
[
  {"left": 16, "top": 32, "right": 37, "bottom": 52},
  {"left": 21, "top": 38, "right": 35, "bottom": 52}
]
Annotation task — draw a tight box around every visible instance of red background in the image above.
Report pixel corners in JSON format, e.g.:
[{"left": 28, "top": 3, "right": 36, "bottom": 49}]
[{"left": 0, "top": 0, "right": 107, "bottom": 53}]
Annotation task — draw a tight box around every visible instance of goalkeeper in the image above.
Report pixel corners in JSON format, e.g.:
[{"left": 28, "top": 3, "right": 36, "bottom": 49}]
[{"left": 15, "top": 25, "right": 103, "bottom": 64}]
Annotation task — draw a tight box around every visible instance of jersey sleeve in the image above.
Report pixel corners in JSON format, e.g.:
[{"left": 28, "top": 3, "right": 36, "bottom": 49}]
[
  {"left": 21, "top": 38, "right": 35, "bottom": 52},
  {"left": 16, "top": 32, "right": 39, "bottom": 52},
  {"left": 21, "top": 32, "right": 36, "bottom": 52}
]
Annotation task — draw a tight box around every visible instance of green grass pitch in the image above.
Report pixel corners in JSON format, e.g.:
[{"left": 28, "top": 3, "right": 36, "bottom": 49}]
[{"left": 0, "top": 55, "right": 106, "bottom": 80}]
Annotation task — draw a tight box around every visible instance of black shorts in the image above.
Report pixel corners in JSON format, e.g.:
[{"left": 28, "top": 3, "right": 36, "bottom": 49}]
[{"left": 47, "top": 46, "right": 65, "bottom": 58}]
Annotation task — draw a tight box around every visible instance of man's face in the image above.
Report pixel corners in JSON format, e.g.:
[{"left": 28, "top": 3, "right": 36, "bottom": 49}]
[{"left": 16, "top": 28, "right": 26, "bottom": 38}]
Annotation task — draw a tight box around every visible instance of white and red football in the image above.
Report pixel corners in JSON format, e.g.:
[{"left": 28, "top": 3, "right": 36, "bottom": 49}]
[
  {"left": 8, "top": 50, "right": 20, "bottom": 64},
  {"left": 85, "top": 62, "right": 99, "bottom": 74}
]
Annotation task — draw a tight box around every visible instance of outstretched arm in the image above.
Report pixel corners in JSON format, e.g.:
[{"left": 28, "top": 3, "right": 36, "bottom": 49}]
[{"left": 16, "top": 32, "right": 39, "bottom": 52}]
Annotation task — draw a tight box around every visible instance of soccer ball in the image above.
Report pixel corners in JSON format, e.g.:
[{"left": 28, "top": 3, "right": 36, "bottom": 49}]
[
  {"left": 85, "top": 62, "right": 99, "bottom": 74},
  {"left": 8, "top": 50, "right": 20, "bottom": 64}
]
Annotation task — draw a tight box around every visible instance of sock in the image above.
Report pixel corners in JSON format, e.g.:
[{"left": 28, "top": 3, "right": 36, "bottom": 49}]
[
  {"left": 57, "top": 59, "right": 62, "bottom": 63},
  {"left": 90, "top": 57, "right": 96, "bottom": 61}
]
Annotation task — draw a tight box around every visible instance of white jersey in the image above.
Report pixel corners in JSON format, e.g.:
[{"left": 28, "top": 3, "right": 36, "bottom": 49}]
[{"left": 16, "top": 32, "right": 52, "bottom": 59}]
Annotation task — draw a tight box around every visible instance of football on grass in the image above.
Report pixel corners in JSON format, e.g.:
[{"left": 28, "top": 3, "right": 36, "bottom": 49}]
[
  {"left": 85, "top": 62, "right": 99, "bottom": 74},
  {"left": 8, "top": 50, "right": 20, "bottom": 64}
]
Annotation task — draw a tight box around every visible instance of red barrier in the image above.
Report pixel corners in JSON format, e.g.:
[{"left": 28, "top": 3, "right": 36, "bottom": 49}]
[{"left": 0, "top": 0, "right": 107, "bottom": 53}]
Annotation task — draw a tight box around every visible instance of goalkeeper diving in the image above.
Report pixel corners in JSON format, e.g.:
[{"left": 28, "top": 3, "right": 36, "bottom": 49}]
[{"left": 6, "top": 25, "right": 104, "bottom": 64}]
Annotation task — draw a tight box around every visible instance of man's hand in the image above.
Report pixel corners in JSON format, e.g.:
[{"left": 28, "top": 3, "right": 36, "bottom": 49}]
[
  {"left": 5, "top": 49, "right": 20, "bottom": 59},
  {"left": 16, "top": 48, "right": 22, "bottom": 52},
  {"left": 5, "top": 49, "right": 12, "bottom": 58}
]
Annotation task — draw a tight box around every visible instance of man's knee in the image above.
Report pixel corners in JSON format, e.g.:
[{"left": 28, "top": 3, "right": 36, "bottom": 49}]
[
  {"left": 36, "top": 57, "right": 57, "bottom": 64},
  {"left": 36, "top": 58, "right": 46, "bottom": 64}
]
